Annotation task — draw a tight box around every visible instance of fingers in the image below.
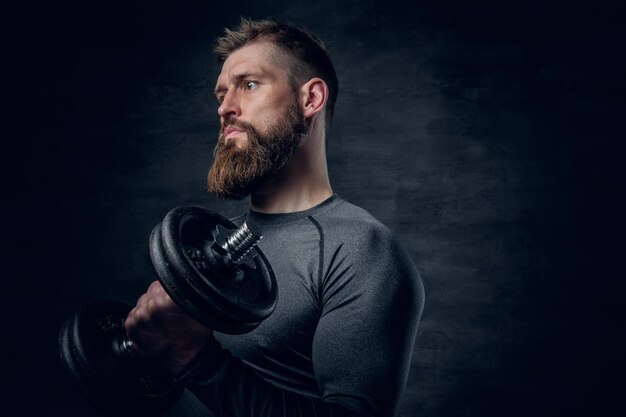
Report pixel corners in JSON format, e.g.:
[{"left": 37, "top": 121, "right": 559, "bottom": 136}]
[
  {"left": 125, "top": 281, "right": 175, "bottom": 334},
  {"left": 147, "top": 280, "right": 165, "bottom": 296},
  {"left": 134, "top": 281, "right": 173, "bottom": 309}
]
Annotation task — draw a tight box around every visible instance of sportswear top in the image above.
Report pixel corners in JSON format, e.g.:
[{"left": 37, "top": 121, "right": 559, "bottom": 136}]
[{"left": 183, "top": 195, "right": 425, "bottom": 417}]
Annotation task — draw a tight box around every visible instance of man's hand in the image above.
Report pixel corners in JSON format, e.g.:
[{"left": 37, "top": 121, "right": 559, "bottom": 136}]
[{"left": 124, "top": 281, "right": 213, "bottom": 375}]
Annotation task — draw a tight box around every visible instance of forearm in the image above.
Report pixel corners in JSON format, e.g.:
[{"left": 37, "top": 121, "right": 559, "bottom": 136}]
[{"left": 182, "top": 337, "right": 363, "bottom": 417}]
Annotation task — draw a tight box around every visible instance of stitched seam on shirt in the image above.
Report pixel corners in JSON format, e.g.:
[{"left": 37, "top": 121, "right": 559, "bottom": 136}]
[
  {"left": 307, "top": 215, "right": 325, "bottom": 307},
  {"left": 245, "top": 199, "right": 346, "bottom": 228}
]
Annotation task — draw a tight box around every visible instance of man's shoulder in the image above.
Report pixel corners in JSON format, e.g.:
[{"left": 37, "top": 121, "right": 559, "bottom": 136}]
[
  {"left": 316, "top": 200, "right": 389, "bottom": 231},
  {"left": 313, "top": 199, "right": 399, "bottom": 255},
  {"left": 319, "top": 199, "right": 422, "bottom": 298}
]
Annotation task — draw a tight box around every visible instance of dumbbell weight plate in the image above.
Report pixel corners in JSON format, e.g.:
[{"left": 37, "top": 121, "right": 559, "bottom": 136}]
[
  {"left": 150, "top": 206, "right": 278, "bottom": 334},
  {"left": 168, "top": 207, "right": 277, "bottom": 330},
  {"left": 58, "top": 300, "right": 184, "bottom": 415}
]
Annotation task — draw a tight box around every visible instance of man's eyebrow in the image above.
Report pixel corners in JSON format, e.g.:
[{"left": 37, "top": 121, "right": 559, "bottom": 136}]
[{"left": 214, "top": 71, "right": 268, "bottom": 95}]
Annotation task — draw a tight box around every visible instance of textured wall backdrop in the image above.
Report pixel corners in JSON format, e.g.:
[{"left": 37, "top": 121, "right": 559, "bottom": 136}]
[{"left": 4, "top": 0, "right": 623, "bottom": 416}]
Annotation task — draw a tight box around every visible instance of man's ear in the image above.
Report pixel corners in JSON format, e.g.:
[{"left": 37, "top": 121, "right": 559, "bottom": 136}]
[{"left": 299, "top": 77, "right": 329, "bottom": 119}]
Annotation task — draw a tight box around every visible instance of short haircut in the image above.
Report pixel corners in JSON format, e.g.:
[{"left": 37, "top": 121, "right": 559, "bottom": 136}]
[{"left": 214, "top": 18, "right": 339, "bottom": 124}]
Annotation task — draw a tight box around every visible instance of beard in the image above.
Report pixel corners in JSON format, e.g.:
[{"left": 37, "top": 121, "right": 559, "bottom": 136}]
[{"left": 207, "top": 100, "right": 308, "bottom": 200}]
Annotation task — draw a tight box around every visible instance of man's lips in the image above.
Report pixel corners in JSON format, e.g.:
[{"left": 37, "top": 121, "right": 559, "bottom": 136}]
[{"left": 224, "top": 126, "right": 245, "bottom": 139}]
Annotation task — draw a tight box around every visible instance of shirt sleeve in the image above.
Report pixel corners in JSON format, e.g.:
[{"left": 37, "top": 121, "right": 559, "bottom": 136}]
[
  {"left": 182, "top": 225, "right": 425, "bottom": 417},
  {"left": 313, "top": 224, "right": 425, "bottom": 415},
  {"left": 182, "top": 337, "right": 362, "bottom": 416}
]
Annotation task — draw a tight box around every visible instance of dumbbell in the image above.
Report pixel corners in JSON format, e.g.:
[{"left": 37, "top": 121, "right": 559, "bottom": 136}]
[{"left": 58, "top": 206, "right": 278, "bottom": 415}]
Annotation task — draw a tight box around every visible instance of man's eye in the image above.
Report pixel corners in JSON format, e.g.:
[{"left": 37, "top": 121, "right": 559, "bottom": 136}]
[{"left": 244, "top": 81, "right": 259, "bottom": 90}]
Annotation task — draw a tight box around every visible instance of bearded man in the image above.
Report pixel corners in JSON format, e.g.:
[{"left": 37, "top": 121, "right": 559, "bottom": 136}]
[{"left": 124, "top": 19, "right": 425, "bottom": 417}]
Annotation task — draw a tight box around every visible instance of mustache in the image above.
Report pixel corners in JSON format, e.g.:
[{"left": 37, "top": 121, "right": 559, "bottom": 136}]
[
  {"left": 220, "top": 119, "right": 257, "bottom": 137},
  {"left": 214, "top": 119, "right": 261, "bottom": 159}
]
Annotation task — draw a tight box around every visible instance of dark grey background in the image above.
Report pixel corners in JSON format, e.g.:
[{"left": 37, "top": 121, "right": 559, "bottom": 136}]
[{"left": 3, "top": 0, "right": 624, "bottom": 416}]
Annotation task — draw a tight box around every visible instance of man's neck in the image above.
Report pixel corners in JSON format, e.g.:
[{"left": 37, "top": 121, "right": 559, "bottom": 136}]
[{"left": 250, "top": 128, "right": 332, "bottom": 214}]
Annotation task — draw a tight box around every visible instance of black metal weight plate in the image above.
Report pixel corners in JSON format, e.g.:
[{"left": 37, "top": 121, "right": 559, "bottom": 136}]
[
  {"left": 58, "top": 300, "right": 184, "bottom": 415},
  {"left": 149, "top": 224, "right": 222, "bottom": 330},
  {"left": 150, "top": 206, "right": 278, "bottom": 334}
]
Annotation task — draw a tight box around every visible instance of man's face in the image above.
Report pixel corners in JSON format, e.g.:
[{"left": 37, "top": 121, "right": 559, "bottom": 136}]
[{"left": 207, "top": 42, "right": 308, "bottom": 200}]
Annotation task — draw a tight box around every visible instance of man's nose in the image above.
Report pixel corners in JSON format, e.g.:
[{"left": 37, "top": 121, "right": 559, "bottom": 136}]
[{"left": 217, "top": 90, "right": 241, "bottom": 118}]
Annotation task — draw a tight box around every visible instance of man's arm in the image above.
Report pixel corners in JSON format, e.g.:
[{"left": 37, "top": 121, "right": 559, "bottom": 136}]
[{"left": 183, "top": 337, "right": 361, "bottom": 416}]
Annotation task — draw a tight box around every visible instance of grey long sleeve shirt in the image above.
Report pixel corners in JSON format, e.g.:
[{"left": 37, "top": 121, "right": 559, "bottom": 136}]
[{"left": 184, "top": 195, "right": 425, "bottom": 416}]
